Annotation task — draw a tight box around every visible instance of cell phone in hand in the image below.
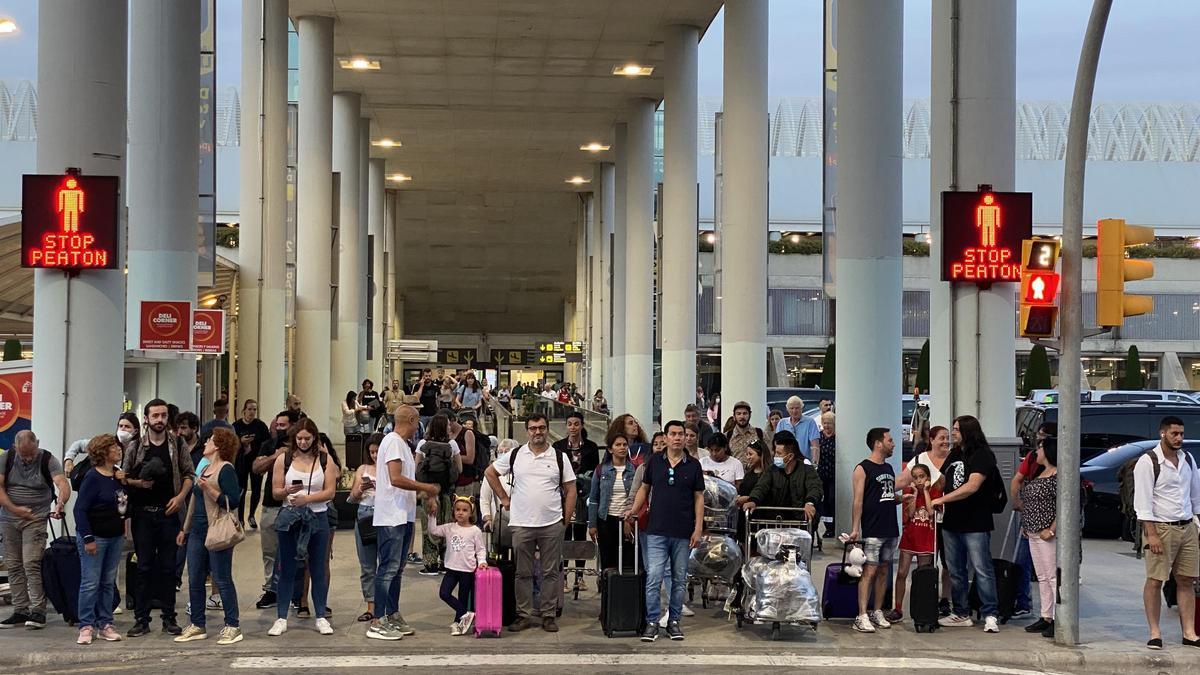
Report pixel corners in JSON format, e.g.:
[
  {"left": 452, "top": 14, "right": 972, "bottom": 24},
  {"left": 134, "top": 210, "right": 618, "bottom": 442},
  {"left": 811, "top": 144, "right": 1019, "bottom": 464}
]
[{"left": 292, "top": 479, "right": 303, "bottom": 486}]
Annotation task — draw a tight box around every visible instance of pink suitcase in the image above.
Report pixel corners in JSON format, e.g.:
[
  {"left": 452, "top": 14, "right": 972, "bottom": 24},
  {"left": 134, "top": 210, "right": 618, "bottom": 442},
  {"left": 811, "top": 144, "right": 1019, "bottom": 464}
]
[{"left": 475, "top": 565, "right": 504, "bottom": 637}]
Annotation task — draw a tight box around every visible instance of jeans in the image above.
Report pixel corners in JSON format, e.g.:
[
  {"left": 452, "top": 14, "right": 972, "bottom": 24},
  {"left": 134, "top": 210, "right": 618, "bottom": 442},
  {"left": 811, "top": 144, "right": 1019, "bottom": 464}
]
[
  {"left": 374, "top": 523, "right": 414, "bottom": 618},
  {"left": 75, "top": 535, "right": 122, "bottom": 629},
  {"left": 511, "top": 523, "right": 564, "bottom": 620},
  {"left": 131, "top": 508, "right": 180, "bottom": 624},
  {"left": 0, "top": 518, "right": 48, "bottom": 613},
  {"left": 276, "top": 514, "right": 331, "bottom": 620},
  {"left": 1014, "top": 534, "right": 1033, "bottom": 612},
  {"left": 643, "top": 534, "right": 690, "bottom": 624},
  {"left": 354, "top": 505, "right": 378, "bottom": 602},
  {"left": 439, "top": 569, "right": 475, "bottom": 621},
  {"left": 943, "top": 529, "right": 997, "bottom": 619},
  {"left": 259, "top": 506, "right": 279, "bottom": 592},
  {"left": 186, "top": 532, "right": 239, "bottom": 628}
]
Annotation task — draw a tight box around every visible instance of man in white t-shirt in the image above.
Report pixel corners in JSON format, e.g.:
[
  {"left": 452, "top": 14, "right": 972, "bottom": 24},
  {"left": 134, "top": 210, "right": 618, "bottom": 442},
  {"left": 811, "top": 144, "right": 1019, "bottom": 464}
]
[
  {"left": 485, "top": 413, "right": 577, "bottom": 633},
  {"left": 700, "top": 432, "right": 745, "bottom": 489},
  {"left": 368, "top": 406, "right": 441, "bottom": 641}
]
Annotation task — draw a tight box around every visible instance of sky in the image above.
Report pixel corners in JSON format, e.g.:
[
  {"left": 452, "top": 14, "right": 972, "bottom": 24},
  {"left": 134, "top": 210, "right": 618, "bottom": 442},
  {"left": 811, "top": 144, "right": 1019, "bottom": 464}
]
[{"left": 1, "top": 1, "right": 1197, "bottom": 104}]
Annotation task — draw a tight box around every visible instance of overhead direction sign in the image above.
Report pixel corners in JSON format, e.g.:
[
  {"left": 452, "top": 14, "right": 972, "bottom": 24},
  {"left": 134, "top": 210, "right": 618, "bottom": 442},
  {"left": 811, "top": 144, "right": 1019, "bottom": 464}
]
[
  {"left": 537, "top": 341, "right": 586, "bottom": 364},
  {"left": 941, "top": 188, "right": 1033, "bottom": 283},
  {"left": 21, "top": 172, "right": 120, "bottom": 270}
]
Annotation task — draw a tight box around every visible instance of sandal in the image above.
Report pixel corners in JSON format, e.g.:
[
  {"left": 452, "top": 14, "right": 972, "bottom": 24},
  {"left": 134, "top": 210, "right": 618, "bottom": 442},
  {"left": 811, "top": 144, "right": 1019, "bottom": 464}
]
[
  {"left": 357, "top": 612, "right": 374, "bottom": 622},
  {"left": 296, "top": 606, "right": 311, "bottom": 618}
]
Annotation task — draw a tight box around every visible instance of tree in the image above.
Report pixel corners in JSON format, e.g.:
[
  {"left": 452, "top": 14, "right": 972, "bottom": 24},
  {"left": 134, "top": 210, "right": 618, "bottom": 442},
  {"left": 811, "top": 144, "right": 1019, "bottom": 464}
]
[
  {"left": 1022, "top": 345, "right": 1052, "bottom": 396},
  {"left": 2, "top": 339, "right": 21, "bottom": 361},
  {"left": 1121, "top": 345, "right": 1144, "bottom": 390},
  {"left": 820, "top": 343, "right": 835, "bottom": 390},
  {"left": 915, "top": 339, "right": 930, "bottom": 393}
]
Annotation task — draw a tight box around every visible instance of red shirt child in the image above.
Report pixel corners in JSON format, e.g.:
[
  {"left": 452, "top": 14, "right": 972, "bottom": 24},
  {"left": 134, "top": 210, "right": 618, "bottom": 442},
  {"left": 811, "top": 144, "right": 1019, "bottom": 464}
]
[{"left": 899, "top": 463, "right": 942, "bottom": 556}]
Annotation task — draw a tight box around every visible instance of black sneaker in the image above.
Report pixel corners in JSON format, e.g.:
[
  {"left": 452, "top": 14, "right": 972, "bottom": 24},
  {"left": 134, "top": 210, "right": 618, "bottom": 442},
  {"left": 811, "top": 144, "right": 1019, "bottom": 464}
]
[
  {"left": 640, "top": 624, "right": 658, "bottom": 642},
  {"left": 255, "top": 591, "right": 277, "bottom": 609},
  {"left": 666, "top": 621, "right": 684, "bottom": 641},
  {"left": 1025, "top": 618, "right": 1050, "bottom": 633},
  {"left": 249, "top": 516, "right": 258, "bottom": 530},
  {"left": 507, "top": 617, "right": 533, "bottom": 632},
  {"left": 1040, "top": 621, "right": 1055, "bottom": 638},
  {"left": 938, "top": 599, "right": 951, "bottom": 618},
  {"left": 24, "top": 612, "right": 47, "bottom": 630},
  {"left": 162, "top": 620, "right": 183, "bottom": 635},
  {"left": 1183, "top": 637, "right": 1200, "bottom": 648},
  {"left": 418, "top": 565, "right": 440, "bottom": 577},
  {"left": 127, "top": 622, "right": 151, "bottom": 637},
  {"left": 0, "top": 612, "right": 31, "bottom": 629}
]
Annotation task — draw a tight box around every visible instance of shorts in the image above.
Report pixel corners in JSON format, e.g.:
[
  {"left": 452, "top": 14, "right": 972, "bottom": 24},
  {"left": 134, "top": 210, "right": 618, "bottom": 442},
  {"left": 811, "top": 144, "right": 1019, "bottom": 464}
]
[
  {"left": 1144, "top": 520, "right": 1200, "bottom": 582},
  {"left": 863, "top": 536, "right": 900, "bottom": 565}
]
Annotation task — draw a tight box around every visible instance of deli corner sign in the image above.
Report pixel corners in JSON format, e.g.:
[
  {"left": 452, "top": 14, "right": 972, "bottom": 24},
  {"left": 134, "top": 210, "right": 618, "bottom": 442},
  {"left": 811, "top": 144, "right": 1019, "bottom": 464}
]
[
  {"left": 940, "top": 187, "right": 1033, "bottom": 284},
  {"left": 138, "top": 302, "right": 226, "bottom": 354}
]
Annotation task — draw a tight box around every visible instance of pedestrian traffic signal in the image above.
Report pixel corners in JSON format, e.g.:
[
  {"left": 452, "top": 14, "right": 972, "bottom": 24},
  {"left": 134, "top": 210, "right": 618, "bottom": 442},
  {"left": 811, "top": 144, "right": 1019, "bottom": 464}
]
[
  {"left": 1019, "top": 238, "right": 1061, "bottom": 338},
  {"left": 1096, "top": 218, "right": 1154, "bottom": 328}
]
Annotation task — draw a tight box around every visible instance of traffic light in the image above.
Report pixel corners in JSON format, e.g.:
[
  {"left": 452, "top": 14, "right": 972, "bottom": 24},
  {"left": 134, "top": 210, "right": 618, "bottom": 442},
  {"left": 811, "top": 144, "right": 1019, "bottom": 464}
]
[
  {"left": 1019, "top": 238, "right": 1061, "bottom": 338},
  {"left": 1096, "top": 218, "right": 1154, "bottom": 328}
]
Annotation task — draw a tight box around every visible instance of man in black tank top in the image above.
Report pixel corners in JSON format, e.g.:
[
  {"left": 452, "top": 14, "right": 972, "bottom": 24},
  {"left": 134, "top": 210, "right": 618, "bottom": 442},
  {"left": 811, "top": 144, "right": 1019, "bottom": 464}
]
[{"left": 849, "top": 427, "right": 906, "bottom": 633}]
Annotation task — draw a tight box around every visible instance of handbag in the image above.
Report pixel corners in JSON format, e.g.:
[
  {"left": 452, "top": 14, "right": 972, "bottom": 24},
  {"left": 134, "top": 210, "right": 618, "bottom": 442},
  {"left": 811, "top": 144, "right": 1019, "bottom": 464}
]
[
  {"left": 357, "top": 515, "right": 377, "bottom": 546},
  {"left": 205, "top": 494, "right": 246, "bottom": 552}
]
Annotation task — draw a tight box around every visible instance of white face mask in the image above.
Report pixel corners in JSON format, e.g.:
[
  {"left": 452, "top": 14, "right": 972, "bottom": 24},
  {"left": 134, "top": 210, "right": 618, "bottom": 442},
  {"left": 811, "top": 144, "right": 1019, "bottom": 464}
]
[{"left": 116, "top": 429, "right": 133, "bottom": 444}]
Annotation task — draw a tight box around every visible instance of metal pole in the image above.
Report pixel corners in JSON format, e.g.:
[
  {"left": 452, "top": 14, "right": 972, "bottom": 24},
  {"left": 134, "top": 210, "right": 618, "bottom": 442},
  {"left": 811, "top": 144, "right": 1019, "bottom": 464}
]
[{"left": 1057, "top": 0, "right": 1112, "bottom": 647}]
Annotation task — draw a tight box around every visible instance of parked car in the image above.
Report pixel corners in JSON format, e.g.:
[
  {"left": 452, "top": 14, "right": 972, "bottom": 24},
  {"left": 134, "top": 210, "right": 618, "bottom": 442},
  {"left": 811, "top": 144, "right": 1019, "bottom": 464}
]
[
  {"left": 1015, "top": 401, "right": 1200, "bottom": 463},
  {"left": 1085, "top": 390, "right": 1200, "bottom": 404},
  {"left": 1080, "top": 439, "right": 1200, "bottom": 539}
]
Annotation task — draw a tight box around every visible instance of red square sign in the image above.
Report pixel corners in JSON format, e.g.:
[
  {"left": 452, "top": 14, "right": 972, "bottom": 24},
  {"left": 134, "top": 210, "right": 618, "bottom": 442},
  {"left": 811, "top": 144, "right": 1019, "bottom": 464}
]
[
  {"left": 191, "top": 309, "right": 225, "bottom": 354},
  {"left": 139, "top": 301, "right": 192, "bottom": 350}
]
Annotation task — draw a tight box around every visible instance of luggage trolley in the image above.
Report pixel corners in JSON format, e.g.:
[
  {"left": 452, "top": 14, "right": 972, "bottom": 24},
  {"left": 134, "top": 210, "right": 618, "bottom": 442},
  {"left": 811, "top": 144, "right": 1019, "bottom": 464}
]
[
  {"left": 731, "top": 506, "right": 820, "bottom": 640},
  {"left": 562, "top": 516, "right": 600, "bottom": 600},
  {"left": 687, "top": 475, "right": 742, "bottom": 607}
]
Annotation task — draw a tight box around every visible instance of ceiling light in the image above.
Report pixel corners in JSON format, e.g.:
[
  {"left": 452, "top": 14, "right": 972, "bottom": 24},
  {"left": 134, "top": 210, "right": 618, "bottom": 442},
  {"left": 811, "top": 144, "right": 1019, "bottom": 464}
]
[
  {"left": 0, "top": 18, "right": 17, "bottom": 34},
  {"left": 387, "top": 173, "right": 412, "bottom": 183},
  {"left": 202, "top": 296, "right": 220, "bottom": 307},
  {"left": 372, "top": 138, "right": 401, "bottom": 148},
  {"left": 565, "top": 176, "right": 591, "bottom": 185},
  {"left": 339, "top": 57, "right": 380, "bottom": 71},
  {"left": 613, "top": 64, "right": 653, "bottom": 77},
  {"left": 580, "top": 142, "right": 610, "bottom": 153}
]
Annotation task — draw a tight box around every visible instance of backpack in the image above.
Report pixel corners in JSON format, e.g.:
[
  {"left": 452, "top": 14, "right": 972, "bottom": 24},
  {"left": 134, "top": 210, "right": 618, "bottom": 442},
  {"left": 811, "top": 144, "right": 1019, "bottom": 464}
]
[
  {"left": 416, "top": 440, "right": 459, "bottom": 492},
  {"left": 69, "top": 457, "right": 93, "bottom": 492},
  {"left": 462, "top": 430, "right": 492, "bottom": 479},
  {"left": 983, "top": 464, "right": 1008, "bottom": 514},
  {"left": 3, "top": 449, "right": 54, "bottom": 490},
  {"left": 1119, "top": 449, "right": 1196, "bottom": 554}
]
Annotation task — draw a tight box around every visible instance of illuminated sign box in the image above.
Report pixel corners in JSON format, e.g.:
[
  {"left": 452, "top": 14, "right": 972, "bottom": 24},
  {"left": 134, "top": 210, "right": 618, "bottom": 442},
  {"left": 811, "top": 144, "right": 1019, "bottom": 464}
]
[
  {"left": 940, "top": 190, "right": 1032, "bottom": 283},
  {"left": 21, "top": 173, "right": 120, "bottom": 270}
]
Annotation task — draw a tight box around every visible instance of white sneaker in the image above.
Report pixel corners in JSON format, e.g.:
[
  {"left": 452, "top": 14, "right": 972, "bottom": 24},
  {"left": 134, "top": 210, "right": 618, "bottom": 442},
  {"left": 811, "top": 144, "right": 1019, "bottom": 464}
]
[
  {"left": 460, "top": 612, "right": 475, "bottom": 634},
  {"left": 268, "top": 618, "right": 288, "bottom": 636},
  {"left": 681, "top": 604, "right": 695, "bottom": 617},
  {"left": 853, "top": 614, "right": 876, "bottom": 633},
  {"left": 450, "top": 621, "right": 463, "bottom": 636},
  {"left": 316, "top": 618, "right": 333, "bottom": 635},
  {"left": 113, "top": 605, "right": 123, "bottom": 615},
  {"left": 870, "top": 610, "right": 892, "bottom": 629},
  {"left": 938, "top": 614, "right": 973, "bottom": 628},
  {"left": 984, "top": 616, "right": 1000, "bottom": 633}
]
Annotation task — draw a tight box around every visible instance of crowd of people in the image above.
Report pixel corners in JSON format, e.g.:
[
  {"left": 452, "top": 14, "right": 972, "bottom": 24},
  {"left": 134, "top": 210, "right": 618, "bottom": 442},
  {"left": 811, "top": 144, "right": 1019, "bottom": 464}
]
[{"left": 0, "top": 386, "right": 1197, "bottom": 650}]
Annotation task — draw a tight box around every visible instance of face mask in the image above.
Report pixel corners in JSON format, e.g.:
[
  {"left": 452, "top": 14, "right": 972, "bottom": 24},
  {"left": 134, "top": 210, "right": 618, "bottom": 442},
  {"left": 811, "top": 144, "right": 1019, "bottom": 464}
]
[
  {"left": 773, "top": 457, "right": 787, "bottom": 469},
  {"left": 116, "top": 429, "right": 133, "bottom": 444}
]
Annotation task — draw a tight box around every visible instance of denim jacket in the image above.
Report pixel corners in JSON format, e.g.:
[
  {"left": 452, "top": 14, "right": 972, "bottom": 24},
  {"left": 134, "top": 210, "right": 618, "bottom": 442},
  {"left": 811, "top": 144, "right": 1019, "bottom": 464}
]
[
  {"left": 587, "top": 460, "right": 636, "bottom": 529},
  {"left": 274, "top": 504, "right": 322, "bottom": 560}
]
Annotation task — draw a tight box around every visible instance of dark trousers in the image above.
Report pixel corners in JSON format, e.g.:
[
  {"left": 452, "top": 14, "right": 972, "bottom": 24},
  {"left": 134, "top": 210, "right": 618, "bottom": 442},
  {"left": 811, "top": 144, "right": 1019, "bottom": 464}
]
[
  {"left": 131, "top": 508, "right": 180, "bottom": 624},
  {"left": 237, "top": 462, "right": 263, "bottom": 524},
  {"left": 596, "top": 514, "right": 636, "bottom": 572},
  {"left": 439, "top": 569, "right": 475, "bottom": 621}
]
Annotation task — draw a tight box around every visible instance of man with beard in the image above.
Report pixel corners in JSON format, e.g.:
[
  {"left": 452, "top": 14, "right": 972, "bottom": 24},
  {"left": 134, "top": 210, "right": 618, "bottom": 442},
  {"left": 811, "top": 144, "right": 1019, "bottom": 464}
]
[
  {"left": 848, "top": 427, "right": 906, "bottom": 634},
  {"left": 251, "top": 410, "right": 299, "bottom": 609},
  {"left": 725, "top": 401, "right": 763, "bottom": 466},
  {"left": 121, "top": 398, "right": 195, "bottom": 637}
]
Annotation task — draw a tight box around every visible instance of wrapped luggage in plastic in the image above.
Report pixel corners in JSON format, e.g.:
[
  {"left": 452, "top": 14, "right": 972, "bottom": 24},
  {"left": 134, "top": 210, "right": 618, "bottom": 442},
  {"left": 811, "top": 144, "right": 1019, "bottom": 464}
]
[
  {"left": 749, "top": 551, "right": 821, "bottom": 623},
  {"left": 754, "top": 527, "right": 813, "bottom": 565},
  {"left": 703, "top": 475, "right": 739, "bottom": 531},
  {"left": 688, "top": 534, "right": 743, "bottom": 582}
]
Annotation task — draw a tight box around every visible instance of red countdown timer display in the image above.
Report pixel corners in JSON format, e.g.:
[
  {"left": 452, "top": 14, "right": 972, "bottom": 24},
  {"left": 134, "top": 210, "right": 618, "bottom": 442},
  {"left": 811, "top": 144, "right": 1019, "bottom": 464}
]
[
  {"left": 21, "top": 173, "right": 120, "bottom": 270},
  {"left": 940, "top": 190, "right": 1032, "bottom": 283}
]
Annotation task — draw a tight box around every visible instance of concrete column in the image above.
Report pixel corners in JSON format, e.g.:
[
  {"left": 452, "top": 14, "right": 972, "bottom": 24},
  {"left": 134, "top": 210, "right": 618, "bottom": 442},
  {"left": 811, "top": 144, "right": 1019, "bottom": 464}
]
[
  {"left": 721, "top": 0, "right": 769, "bottom": 427},
  {"left": 624, "top": 99, "right": 656, "bottom": 426},
  {"left": 367, "top": 158, "right": 386, "bottom": 382},
  {"left": 358, "top": 119, "right": 371, "bottom": 375},
  {"left": 610, "top": 123, "right": 628, "bottom": 415},
  {"left": 383, "top": 188, "right": 398, "bottom": 380},
  {"left": 929, "top": 0, "right": 1017, "bottom": 435},
  {"left": 125, "top": 0, "right": 200, "bottom": 410},
  {"left": 294, "top": 16, "right": 334, "bottom": 434},
  {"left": 573, "top": 197, "right": 590, "bottom": 387},
  {"left": 32, "top": 0, "right": 127, "bottom": 456},
  {"left": 330, "top": 92, "right": 362, "bottom": 441},
  {"left": 237, "top": 0, "right": 288, "bottom": 412},
  {"left": 834, "top": 0, "right": 904, "bottom": 533},
  {"left": 591, "top": 162, "right": 615, "bottom": 399},
  {"left": 661, "top": 24, "right": 700, "bottom": 421}
]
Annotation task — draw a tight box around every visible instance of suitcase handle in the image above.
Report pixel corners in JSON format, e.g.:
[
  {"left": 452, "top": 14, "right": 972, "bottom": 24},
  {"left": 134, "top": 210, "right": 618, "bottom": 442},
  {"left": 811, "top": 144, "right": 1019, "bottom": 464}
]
[
  {"left": 617, "top": 520, "right": 638, "bottom": 574},
  {"left": 47, "top": 515, "right": 72, "bottom": 540}
]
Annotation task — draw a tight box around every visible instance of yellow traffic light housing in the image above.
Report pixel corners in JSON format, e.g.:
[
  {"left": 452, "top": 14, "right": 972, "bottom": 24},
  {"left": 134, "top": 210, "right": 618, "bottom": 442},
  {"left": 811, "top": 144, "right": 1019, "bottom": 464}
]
[
  {"left": 1019, "top": 238, "right": 1061, "bottom": 338},
  {"left": 1096, "top": 218, "right": 1154, "bottom": 328}
]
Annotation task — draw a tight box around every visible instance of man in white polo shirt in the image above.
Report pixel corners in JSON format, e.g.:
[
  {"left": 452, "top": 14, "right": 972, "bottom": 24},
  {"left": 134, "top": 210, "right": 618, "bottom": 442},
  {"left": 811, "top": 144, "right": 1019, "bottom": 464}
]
[{"left": 485, "top": 412, "right": 577, "bottom": 633}]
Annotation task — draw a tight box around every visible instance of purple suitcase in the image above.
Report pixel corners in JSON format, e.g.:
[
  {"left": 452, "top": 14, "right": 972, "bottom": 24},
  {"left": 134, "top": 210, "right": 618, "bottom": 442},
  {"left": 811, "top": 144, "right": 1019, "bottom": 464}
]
[{"left": 821, "top": 544, "right": 861, "bottom": 620}]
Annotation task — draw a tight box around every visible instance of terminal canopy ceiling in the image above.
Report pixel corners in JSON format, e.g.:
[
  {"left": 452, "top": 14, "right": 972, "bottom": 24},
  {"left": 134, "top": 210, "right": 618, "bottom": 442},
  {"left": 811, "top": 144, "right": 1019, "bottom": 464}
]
[{"left": 289, "top": 0, "right": 722, "bottom": 335}]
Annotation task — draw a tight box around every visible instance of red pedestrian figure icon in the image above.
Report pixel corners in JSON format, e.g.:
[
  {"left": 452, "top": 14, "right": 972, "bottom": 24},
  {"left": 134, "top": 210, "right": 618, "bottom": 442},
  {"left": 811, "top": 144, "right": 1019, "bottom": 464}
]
[
  {"left": 58, "top": 177, "right": 85, "bottom": 233},
  {"left": 976, "top": 193, "right": 1000, "bottom": 247}
]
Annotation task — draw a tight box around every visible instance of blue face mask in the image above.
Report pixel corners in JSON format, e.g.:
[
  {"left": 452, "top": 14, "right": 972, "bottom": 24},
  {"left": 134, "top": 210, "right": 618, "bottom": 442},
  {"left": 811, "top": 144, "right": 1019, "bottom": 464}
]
[{"left": 773, "top": 457, "right": 787, "bottom": 469}]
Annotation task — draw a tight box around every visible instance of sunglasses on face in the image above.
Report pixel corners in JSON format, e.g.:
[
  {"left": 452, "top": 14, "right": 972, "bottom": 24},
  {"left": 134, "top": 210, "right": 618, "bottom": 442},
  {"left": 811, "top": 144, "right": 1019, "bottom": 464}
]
[{"left": 668, "top": 467, "right": 675, "bottom": 486}]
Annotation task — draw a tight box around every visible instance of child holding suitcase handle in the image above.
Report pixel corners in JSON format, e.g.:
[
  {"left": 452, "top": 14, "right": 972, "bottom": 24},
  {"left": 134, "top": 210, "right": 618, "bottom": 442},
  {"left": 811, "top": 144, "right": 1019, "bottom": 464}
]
[{"left": 426, "top": 495, "right": 487, "bottom": 636}]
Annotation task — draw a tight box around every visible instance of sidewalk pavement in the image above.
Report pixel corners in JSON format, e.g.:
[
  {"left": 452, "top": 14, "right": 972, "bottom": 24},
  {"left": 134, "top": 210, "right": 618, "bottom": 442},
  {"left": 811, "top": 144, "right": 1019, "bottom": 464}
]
[{"left": 3, "top": 526, "right": 1198, "bottom": 674}]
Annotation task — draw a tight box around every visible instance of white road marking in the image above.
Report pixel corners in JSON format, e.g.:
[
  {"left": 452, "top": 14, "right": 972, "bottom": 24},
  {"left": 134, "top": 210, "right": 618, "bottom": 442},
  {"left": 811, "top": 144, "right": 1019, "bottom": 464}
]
[{"left": 230, "top": 653, "right": 1060, "bottom": 674}]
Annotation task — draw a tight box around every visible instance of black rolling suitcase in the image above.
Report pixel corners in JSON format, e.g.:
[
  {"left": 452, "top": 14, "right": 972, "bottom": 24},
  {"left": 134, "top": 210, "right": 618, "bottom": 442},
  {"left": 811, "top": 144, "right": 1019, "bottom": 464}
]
[
  {"left": 910, "top": 523, "right": 940, "bottom": 632},
  {"left": 41, "top": 519, "right": 81, "bottom": 625},
  {"left": 967, "top": 516, "right": 1019, "bottom": 623},
  {"left": 600, "top": 522, "right": 643, "bottom": 637}
]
